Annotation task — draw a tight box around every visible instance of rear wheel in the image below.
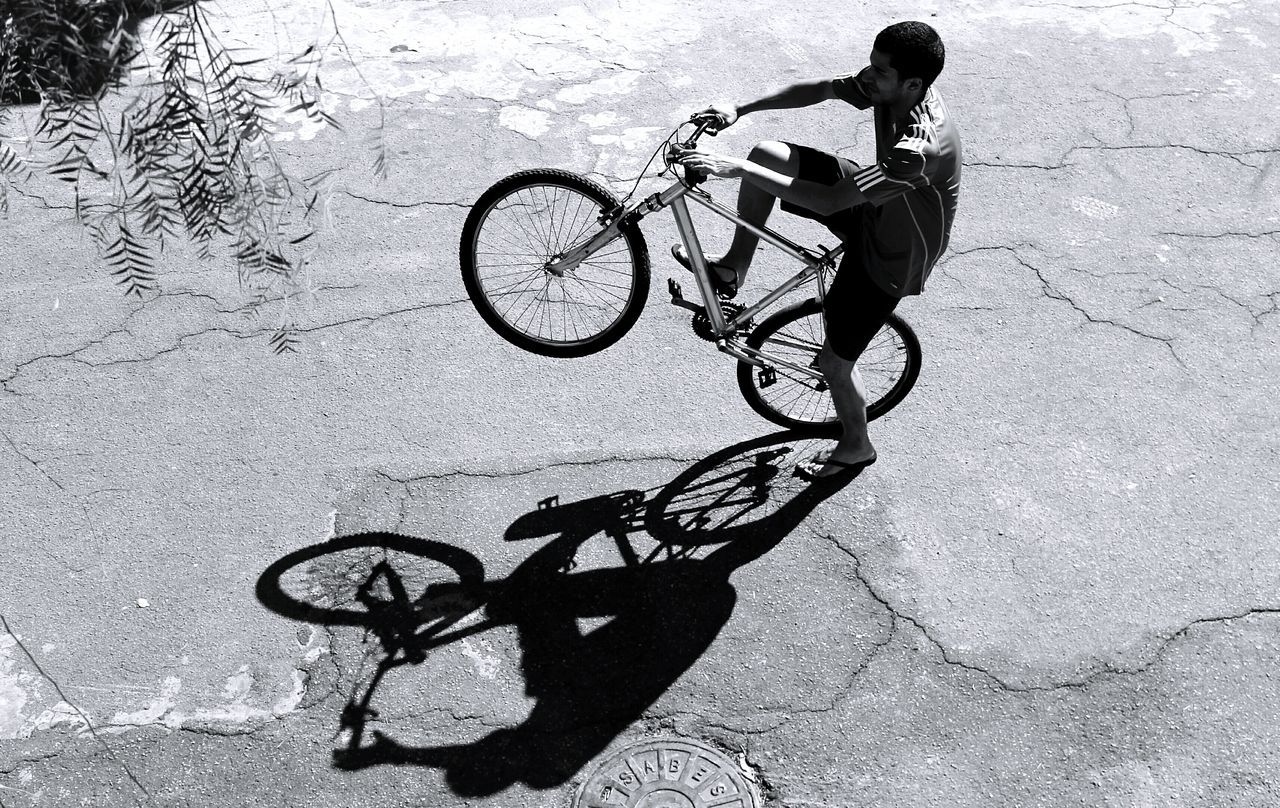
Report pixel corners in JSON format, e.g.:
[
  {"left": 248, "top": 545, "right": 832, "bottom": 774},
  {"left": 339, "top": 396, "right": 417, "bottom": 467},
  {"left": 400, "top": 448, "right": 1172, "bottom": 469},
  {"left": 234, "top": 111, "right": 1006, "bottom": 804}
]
[
  {"left": 736, "top": 298, "right": 921, "bottom": 431},
  {"left": 460, "top": 169, "right": 650, "bottom": 357}
]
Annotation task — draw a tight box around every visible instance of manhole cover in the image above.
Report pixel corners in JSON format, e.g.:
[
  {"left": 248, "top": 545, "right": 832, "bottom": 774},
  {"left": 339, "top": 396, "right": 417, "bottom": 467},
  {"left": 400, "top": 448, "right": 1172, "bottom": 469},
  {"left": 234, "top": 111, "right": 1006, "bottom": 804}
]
[{"left": 575, "top": 738, "right": 761, "bottom": 808}]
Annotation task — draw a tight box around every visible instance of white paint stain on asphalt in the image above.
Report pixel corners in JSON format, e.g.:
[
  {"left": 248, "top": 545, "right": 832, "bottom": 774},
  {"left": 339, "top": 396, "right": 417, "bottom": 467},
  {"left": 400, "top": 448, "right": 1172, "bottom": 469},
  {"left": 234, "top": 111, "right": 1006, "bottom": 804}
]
[
  {"left": 555, "top": 73, "right": 640, "bottom": 105},
  {"left": 7, "top": 635, "right": 329, "bottom": 739},
  {"left": 460, "top": 637, "right": 501, "bottom": 679},
  {"left": 272, "top": 670, "right": 308, "bottom": 716},
  {"left": 107, "top": 676, "right": 182, "bottom": 730},
  {"left": 1072, "top": 196, "right": 1120, "bottom": 219},
  {"left": 588, "top": 127, "right": 665, "bottom": 153},
  {"left": 193, "top": 0, "right": 700, "bottom": 141},
  {"left": 0, "top": 634, "right": 35, "bottom": 739},
  {"left": 499, "top": 107, "right": 553, "bottom": 139},
  {"left": 580, "top": 111, "right": 622, "bottom": 128},
  {"left": 961, "top": 0, "right": 1238, "bottom": 55},
  {"left": 222, "top": 665, "right": 254, "bottom": 702}
]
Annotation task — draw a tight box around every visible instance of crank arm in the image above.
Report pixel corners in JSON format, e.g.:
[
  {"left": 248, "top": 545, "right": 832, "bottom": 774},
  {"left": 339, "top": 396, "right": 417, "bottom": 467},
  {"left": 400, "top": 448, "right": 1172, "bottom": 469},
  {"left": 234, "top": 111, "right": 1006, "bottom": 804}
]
[{"left": 667, "top": 278, "right": 705, "bottom": 314}]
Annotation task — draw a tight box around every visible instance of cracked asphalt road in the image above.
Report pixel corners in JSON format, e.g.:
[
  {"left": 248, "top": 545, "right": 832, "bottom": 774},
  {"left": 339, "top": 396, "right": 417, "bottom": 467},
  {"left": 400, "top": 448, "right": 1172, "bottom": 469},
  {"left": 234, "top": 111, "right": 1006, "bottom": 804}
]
[{"left": 3, "top": 0, "right": 1279, "bottom": 805}]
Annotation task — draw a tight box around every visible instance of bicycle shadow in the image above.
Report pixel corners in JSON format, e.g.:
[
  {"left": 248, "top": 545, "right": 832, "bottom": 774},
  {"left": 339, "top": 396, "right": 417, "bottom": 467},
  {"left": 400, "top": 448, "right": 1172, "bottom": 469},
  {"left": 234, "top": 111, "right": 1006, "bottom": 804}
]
[{"left": 256, "top": 430, "right": 865, "bottom": 797}]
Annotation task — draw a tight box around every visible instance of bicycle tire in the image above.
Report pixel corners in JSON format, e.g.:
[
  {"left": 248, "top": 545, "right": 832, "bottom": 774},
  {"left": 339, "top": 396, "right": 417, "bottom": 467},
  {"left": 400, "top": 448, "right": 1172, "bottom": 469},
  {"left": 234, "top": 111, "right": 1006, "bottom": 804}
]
[
  {"left": 460, "top": 169, "right": 651, "bottom": 358},
  {"left": 735, "top": 298, "right": 921, "bottom": 431}
]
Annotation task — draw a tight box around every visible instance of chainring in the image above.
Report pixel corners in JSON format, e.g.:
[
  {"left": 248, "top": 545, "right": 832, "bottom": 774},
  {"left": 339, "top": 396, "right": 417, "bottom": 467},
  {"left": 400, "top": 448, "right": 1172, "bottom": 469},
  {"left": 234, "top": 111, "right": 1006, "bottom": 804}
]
[{"left": 691, "top": 302, "right": 750, "bottom": 341}]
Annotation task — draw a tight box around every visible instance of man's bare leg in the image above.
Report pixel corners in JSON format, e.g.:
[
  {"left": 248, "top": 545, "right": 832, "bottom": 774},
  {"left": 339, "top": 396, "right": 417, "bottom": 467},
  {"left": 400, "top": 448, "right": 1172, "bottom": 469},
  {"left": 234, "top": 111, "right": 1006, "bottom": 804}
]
[
  {"left": 711, "top": 141, "right": 800, "bottom": 285},
  {"left": 803, "top": 342, "right": 877, "bottom": 476}
]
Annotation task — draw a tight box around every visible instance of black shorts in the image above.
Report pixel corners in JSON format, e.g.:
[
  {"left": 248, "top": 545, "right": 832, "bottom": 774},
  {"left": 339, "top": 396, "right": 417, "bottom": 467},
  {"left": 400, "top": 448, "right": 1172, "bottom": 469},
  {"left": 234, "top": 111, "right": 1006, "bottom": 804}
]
[
  {"left": 778, "top": 142, "right": 862, "bottom": 240},
  {"left": 778, "top": 142, "right": 900, "bottom": 363}
]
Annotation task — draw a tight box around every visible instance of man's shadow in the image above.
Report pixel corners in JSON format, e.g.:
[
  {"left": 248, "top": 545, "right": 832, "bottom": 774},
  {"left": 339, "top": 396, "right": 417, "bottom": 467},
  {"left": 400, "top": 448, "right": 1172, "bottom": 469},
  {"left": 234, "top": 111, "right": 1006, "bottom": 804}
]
[{"left": 257, "top": 430, "right": 865, "bottom": 797}]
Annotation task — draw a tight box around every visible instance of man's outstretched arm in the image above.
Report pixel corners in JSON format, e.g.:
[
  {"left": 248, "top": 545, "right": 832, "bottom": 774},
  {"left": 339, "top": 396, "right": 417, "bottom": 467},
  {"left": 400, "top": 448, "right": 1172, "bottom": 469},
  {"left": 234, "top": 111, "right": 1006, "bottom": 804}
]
[{"left": 699, "top": 79, "right": 837, "bottom": 127}]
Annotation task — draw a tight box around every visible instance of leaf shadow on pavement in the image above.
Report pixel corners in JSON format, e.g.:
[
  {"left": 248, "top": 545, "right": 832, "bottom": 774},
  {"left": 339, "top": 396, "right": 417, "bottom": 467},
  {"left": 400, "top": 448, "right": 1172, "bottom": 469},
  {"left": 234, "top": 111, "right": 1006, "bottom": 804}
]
[{"left": 256, "top": 429, "right": 866, "bottom": 798}]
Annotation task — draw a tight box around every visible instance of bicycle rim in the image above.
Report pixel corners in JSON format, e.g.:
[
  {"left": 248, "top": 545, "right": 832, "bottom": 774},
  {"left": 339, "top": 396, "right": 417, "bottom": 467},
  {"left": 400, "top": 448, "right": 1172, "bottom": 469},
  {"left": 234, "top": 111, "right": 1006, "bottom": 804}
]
[
  {"left": 742, "top": 301, "right": 919, "bottom": 428},
  {"left": 470, "top": 181, "right": 640, "bottom": 348}
]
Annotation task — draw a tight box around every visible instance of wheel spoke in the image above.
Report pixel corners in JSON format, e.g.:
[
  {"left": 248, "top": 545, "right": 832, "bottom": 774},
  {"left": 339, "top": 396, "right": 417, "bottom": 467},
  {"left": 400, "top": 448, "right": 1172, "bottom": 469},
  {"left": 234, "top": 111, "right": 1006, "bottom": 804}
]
[{"left": 742, "top": 305, "right": 914, "bottom": 428}]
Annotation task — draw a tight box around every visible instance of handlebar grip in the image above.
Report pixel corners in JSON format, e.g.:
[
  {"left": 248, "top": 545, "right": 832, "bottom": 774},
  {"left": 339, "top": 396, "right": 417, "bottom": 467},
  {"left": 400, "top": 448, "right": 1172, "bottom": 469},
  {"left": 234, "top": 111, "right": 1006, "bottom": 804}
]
[{"left": 682, "top": 164, "right": 706, "bottom": 187}]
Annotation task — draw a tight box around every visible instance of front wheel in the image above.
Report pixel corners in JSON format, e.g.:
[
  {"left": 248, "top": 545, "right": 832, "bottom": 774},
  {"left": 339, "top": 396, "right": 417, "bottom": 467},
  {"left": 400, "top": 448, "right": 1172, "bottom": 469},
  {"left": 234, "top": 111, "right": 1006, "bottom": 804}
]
[
  {"left": 736, "top": 298, "right": 921, "bottom": 431},
  {"left": 459, "top": 169, "right": 650, "bottom": 358}
]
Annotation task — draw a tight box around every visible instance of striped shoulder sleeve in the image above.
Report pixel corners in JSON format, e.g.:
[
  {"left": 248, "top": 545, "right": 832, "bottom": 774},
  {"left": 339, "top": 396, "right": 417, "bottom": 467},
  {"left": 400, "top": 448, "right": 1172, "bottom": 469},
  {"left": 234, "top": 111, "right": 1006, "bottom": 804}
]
[
  {"left": 831, "top": 73, "right": 872, "bottom": 109},
  {"left": 852, "top": 121, "right": 937, "bottom": 206}
]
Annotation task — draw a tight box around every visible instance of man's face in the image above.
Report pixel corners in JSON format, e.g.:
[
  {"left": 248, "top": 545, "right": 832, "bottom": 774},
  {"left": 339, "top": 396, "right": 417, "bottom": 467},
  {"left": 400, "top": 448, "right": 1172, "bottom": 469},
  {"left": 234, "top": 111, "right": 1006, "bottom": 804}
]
[{"left": 856, "top": 48, "right": 914, "bottom": 105}]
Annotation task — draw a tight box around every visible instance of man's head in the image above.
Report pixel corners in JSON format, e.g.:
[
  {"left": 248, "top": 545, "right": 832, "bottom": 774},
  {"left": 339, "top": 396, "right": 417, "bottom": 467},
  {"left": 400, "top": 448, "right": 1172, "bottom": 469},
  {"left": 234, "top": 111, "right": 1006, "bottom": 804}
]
[{"left": 857, "top": 21, "right": 945, "bottom": 106}]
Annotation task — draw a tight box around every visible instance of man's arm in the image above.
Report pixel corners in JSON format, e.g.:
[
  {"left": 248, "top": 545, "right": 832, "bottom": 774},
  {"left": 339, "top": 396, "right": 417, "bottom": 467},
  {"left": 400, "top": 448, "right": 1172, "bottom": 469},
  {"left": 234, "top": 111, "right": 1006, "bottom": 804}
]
[
  {"left": 700, "top": 79, "right": 836, "bottom": 127},
  {"left": 674, "top": 146, "right": 866, "bottom": 213},
  {"left": 676, "top": 124, "right": 939, "bottom": 213},
  {"left": 736, "top": 78, "right": 837, "bottom": 116},
  {"left": 736, "top": 162, "right": 868, "bottom": 215}
]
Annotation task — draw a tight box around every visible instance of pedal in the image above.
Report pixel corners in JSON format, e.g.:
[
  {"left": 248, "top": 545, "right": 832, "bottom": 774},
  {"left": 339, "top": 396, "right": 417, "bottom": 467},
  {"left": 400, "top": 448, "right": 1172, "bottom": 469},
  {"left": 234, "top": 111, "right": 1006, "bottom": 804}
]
[
  {"left": 758, "top": 367, "right": 777, "bottom": 389},
  {"left": 667, "top": 278, "right": 704, "bottom": 313}
]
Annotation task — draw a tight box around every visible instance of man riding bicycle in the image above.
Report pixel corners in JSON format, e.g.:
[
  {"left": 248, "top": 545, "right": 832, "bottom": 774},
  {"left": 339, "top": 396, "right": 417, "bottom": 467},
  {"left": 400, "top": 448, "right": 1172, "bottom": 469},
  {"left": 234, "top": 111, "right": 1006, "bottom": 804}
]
[{"left": 672, "top": 21, "right": 961, "bottom": 479}]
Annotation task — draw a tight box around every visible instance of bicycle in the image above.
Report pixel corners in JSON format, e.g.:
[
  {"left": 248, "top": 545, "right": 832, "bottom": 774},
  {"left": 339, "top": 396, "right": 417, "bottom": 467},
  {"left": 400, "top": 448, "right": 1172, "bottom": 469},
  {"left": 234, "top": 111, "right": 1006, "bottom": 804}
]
[{"left": 458, "top": 117, "right": 921, "bottom": 430}]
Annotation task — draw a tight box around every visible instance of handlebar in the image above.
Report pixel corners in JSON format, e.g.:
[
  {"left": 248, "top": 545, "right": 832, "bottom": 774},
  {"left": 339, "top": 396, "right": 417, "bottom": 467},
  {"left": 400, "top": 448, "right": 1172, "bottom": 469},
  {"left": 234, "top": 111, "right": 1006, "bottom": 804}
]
[
  {"left": 665, "top": 114, "right": 721, "bottom": 186},
  {"left": 685, "top": 115, "right": 721, "bottom": 147}
]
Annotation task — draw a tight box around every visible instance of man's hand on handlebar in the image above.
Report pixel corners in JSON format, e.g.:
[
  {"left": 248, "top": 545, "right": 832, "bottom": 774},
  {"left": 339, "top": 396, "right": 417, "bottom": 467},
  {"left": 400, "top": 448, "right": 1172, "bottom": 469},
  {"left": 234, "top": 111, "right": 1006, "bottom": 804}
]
[
  {"left": 692, "top": 103, "right": 739, "bottom": 131},
  {"left": 671, "top": 145, "right": 747, "bottom": 179}
]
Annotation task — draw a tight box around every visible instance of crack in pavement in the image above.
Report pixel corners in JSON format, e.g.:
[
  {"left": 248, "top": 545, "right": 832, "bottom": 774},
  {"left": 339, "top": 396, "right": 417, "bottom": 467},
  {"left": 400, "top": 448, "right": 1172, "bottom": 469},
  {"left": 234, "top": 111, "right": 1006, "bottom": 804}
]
[
  {"left": 1184, "top": 283, "right": 1277, "bottom": 332},
  {"left": 659, "top": 619, "right": 902, "bottom": 739},
  {"left": 0, "top": 752, "right": 63, "bottom": 773},
  {"left": 0, "top": 298, "right": 470, "bottom": 391},
  {"left": 938, "top": 244, "right": 1185, "bottom": 363},
  {"left": 0, "top": 289, "right": 240, "bottom": 392},
  {"left": 0, "top": 616, "right": 152, "bottom": 801},
  {"left": 1065, "top": 142, "right": 1276, "bottom": 169},
  {"left": 977, "top": 141, "right": 1279, "bottom": 173},
  {"left": 1, "top": 429, "right": 65, "bottom": 491},
  {"left": 378, "top": 450, "right": 704, "bottom": 487},
  {"left": 340, "top": 190, "right": 469, "bottom": 209},
  {"left": 1158, "top": 229, "right": 1280, "bottom": 240},
  {"left": 817, "top": 533, "right": 1280, "bottom": 694},
  {"left": 1011, "top": 247, "right": 1185, "bottom": 365},
  {"left": 963, "top": 160, "right": 1068, "bottom": 172},
  {"left": 6, "top": 184, "right": 76, "bottom": 212},
  {"left": 2, "top": 426, "right": 109, "bottom": 573},
  {"left": 292, "top": 299, "right": 473, "bottom": 337}
]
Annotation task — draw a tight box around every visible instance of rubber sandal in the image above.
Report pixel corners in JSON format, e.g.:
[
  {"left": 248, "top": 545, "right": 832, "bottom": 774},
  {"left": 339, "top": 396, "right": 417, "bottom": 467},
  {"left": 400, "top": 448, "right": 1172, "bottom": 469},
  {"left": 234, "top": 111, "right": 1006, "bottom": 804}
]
[
  {"left": 794, "top": 452, "right": 877, "bottom": 481},
  {"left": 670, "top": 244, "right": 739, "bottom": 299}
]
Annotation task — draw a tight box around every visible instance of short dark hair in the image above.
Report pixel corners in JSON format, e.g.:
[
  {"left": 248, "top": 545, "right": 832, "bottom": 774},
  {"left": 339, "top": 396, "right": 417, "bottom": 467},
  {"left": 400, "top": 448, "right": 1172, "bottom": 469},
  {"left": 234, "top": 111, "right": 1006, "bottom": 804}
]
[{"left": 875, "top": 21, "right": 945, "bottom": 91}]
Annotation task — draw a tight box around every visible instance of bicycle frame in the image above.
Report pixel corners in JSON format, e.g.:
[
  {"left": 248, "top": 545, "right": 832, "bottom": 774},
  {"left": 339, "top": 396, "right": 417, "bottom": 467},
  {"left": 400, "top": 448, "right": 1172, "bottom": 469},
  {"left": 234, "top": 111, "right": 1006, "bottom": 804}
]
[{"left": 549, "top": 175, "right": 845, "bottom": 376}]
